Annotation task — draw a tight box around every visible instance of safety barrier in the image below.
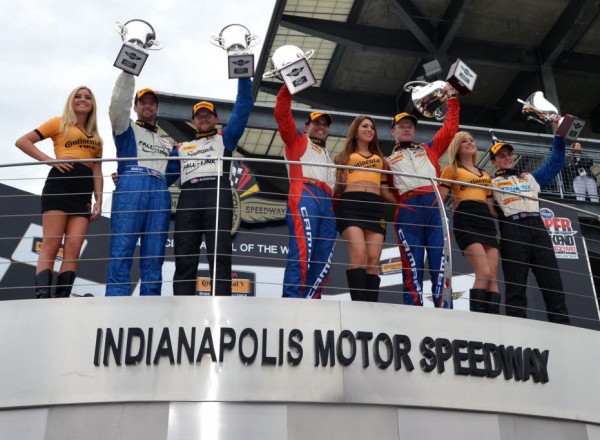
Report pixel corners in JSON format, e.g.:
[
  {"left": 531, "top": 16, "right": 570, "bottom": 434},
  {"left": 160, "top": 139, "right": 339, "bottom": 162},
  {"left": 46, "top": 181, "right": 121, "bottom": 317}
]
[{"left": 0, "top": 154, "right": 599, "bottom": 329}]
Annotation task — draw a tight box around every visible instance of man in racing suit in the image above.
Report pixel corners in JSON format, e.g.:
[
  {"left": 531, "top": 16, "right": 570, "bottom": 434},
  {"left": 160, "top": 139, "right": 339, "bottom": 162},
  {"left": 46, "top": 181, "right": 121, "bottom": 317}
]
[
  {"left": 490, "top": 125, "right": 571, "bottom": 325},
  {"left": 106, "top": 72, "right": 179, "bottom": 296},
  {"left": 386, "top": 82, "right": 459, "bottom": 308},
  {"left": 173, "top": 78, "right": 253, "bottom": 296},
  {"left": 275, "top": 84, "right": 336, "bottom": 299}
]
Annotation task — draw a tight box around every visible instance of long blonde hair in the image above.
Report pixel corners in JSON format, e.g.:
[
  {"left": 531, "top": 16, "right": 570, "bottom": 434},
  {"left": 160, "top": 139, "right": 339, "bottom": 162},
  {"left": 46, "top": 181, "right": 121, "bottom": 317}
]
[
  {"left": 446, "top": 131, "right": 477, "bottom": 172},
  {"left": 334, "top": 115, "right": 383, "bottom": 165},
  {"left": 60, "top": 86, "right": 100, "bottom": 137}
]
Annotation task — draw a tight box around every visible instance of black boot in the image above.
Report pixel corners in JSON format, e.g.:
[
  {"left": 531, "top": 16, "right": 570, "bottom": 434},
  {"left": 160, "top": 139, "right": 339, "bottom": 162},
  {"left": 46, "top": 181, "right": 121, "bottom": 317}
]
[
  {"left": 35, "top": 269, "right": 53, "bottom": 299},
  {"left": 346, "top": 268, "right": 367, "bottom": 301},
  {"left": 54, "top": 271, "right": 76, "bottom": 298},
  {"left": 469, "top": 288, "right": 488, "bottom": 313},
  {"left": 364, "top": 274, "right": 380, "bottom": 303},
  {"left": 486, "top": 291, "right": 501, "bottom": 314}
]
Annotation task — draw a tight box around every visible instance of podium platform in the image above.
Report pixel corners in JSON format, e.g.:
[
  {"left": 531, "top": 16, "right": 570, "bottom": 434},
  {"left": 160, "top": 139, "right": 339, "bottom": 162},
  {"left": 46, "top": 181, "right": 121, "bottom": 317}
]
[{"left": 1, "top": 296, "right": 599, "bottom": 440}]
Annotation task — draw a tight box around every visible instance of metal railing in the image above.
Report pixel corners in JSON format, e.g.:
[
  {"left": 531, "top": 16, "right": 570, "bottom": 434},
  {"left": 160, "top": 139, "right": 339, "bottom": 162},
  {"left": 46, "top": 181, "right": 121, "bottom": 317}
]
[{"left": 1, "top": 154, "right": 599, "bottom": 329}]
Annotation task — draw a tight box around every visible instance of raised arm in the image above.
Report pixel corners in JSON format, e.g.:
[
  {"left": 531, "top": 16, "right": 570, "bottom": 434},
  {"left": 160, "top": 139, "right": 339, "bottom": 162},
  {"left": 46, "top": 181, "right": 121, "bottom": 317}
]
[
  {"left": 274, "top": 85, "right": 302, "bottom": 148},
  {"left": 109, "top": 72, "right": 135, "bottom": 136},
  {"left": 531, "top": 135, "right": 566, "bottom": 189},
  {"left": 427, "top": 84, "right": 460, "bottom": 157},
  {"left": 222, "top": 78, "right": 254, "bottom": 151}
]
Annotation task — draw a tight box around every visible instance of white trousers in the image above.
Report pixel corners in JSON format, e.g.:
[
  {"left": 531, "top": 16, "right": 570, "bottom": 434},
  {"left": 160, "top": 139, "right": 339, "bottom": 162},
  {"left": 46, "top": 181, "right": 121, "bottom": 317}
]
[{"left": 573, "top": 176, "right": 599, "bottom": 202}]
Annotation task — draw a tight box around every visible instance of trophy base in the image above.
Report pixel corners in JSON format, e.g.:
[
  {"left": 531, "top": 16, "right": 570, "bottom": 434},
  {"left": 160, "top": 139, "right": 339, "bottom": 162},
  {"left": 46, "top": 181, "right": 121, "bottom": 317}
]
[
  {"left": 228, "top": 53, "right": 254, "bottom": 79},
  {"left": 446, "top": 59, "right": 477, "bottom": 95},
  {"left": 281, "top": 58, "right": 316, "bottom": 94},
  {"left": 114, "top": 43, "right": 148, "bottom": 76},
  {"left": 556, "top": 115, "right": 586, "bottom": 141}
]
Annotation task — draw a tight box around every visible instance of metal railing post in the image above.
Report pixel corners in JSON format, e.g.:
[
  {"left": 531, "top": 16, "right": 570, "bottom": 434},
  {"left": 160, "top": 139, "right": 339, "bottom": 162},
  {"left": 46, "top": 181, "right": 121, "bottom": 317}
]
[
  {"left": 431, "top": 179, "right": 453, "bottom": 308},
  {"left": 212, "top": 158, "right": 222, "bottom": 296}
]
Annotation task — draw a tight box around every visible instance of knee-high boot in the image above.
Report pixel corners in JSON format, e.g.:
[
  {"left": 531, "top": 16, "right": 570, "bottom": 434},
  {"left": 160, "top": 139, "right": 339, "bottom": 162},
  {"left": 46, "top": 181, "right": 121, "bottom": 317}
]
[
  {"left": 35, "top": 269, "right": 53, "bottom": 299},
  {"left": 469, "top": 288, "right": 488, "bottom": 313},
  {"left": 364, "top": 274, "right": 380, "bottom": 303},
  {"left": 54, "top": 271, "right": 76, "bottom": 298},
  {"left": 486, "top": 291, "right": 501, "bottom": 314},
  {"left": 346, "top": 268, "right": 367, "bottom": 301}
]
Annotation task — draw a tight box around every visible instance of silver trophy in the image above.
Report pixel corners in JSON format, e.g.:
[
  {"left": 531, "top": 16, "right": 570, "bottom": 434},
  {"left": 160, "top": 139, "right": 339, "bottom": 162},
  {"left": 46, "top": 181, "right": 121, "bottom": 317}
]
[
  {"left": 517, "top": 91, "right": 585, "bottom": 140},
  {"left": 263, "top": 45, "right": 316, "bottom": 94},
  {"left": 404, "top": 59, "right": 477, "bottom": 120},
  {"left": 114, "top": 19, "right": 161, "bottom": 76},
  {"left": 403, "top": 80, "right": 448, "bottom": 120},
  {"left": 210, "top": 24, "right": 259, "bottom": 79}
]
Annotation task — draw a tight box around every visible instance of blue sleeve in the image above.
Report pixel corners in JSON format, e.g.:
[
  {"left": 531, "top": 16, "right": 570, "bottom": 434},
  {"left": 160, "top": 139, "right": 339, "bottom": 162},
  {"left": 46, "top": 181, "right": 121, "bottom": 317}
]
[
  {"left": 531, "top": 136, "right": 566, "bottom": 189},
  {"left": 222, "top": 78, "right": 253, "bottom": 151},
  {"left": 165, "top": 147, "right": 180, "bottom": 187}
]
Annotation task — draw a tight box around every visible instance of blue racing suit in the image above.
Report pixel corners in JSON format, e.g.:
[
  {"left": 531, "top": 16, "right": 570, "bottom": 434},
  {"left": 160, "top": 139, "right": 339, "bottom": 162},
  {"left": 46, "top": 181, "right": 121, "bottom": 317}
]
[
  {"left": 106, "top": 72, "right": 179, "bottom": 296},
  {"left": 386, "top": 97, "right": 460, "bottom": 308},
  {"left": 275, "top": 85, "right": 336, "bottom": 299}
]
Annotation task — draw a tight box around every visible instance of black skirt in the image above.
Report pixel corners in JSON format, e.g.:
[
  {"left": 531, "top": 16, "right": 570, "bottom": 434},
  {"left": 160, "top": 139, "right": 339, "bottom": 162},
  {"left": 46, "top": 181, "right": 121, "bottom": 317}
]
[
  {"left": 453, "top": 200, "right": 498, "bottom": 251},
  {"left": 41, "top": 162, "right": 94, "bottom": 218},
  {"left": 335, "top": 192, "right": 386, "bottom": 237}
]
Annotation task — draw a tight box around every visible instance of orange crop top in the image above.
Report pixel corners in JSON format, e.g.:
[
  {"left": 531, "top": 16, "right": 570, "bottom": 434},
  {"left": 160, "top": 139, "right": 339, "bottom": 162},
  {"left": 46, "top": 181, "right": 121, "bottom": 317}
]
[
  {"left": 440, "top": 165, "right": 492, "bottom": 203},
  {"left": 340, "top": 152, "right": 387, "bottom": 186},
  {"left": 35, "top": 117, "right": 103, "bottom": 161}
]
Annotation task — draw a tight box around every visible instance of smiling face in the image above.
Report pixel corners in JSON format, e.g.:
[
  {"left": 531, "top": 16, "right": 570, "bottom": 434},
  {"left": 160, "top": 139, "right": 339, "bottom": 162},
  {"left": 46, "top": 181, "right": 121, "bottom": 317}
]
[
  {"left": 304, "top": 115, "right": 330, "bottom": 141},
  {"left": 73, "top": 88, "right": 93, "bottom": 116},
  {"left": 191, "top": 109, "right": 218, "bottom": 132},
  {"left": 134, "top": 94, "right": 158, "bottom": 125},
  {"left": 491, "top": 147, "right": 515, "bottom": 170},
  {"left": 356, "top": 118, "right": 375, "bottom": 145},
  {"left": 458, "top": 134, "right": 477, "bottom": 159},
  {"left": 391, "top": 119, "right": 416, "bottom": 143}
]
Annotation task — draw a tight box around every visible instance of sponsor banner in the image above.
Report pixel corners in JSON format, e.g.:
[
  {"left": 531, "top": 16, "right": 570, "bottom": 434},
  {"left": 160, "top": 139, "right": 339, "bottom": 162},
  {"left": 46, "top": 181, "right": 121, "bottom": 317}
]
[{"left": 540, "top": 207, "right": 579, "bottom": 259}]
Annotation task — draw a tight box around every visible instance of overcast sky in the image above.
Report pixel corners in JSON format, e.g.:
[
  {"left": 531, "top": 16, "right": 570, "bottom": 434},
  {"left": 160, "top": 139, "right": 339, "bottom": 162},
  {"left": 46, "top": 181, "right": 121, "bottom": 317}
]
[{"left": 1, "top": 0, "right": 276, "bottom": 201}]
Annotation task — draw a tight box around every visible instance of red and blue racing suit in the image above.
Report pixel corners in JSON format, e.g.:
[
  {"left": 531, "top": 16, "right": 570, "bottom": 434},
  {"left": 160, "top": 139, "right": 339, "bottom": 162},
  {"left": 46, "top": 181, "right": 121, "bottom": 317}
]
[
  {"left": 386, "top": 97, "right": 460, "bottom": 307},
  {"left": 275, "top": 85, "right": 336, "bottom": 299}
]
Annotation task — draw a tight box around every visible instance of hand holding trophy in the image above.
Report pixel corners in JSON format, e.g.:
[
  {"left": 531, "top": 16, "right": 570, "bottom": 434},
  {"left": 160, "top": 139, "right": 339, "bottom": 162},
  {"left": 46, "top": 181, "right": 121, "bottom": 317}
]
[
  {"left": 114, "top": 19, "right": 161, "bottom": 76},
  {"left": 404, "top": 59, "right": 477, "bottom": 120},
  {"left": 210, "top": 24, "right": 260, "bottom": 79},
  {"left": 263, "top": 45, "right": 316, "bottom": 94},
  {"left": 517, "top": 91, "right": 585, "bottom": 140}
]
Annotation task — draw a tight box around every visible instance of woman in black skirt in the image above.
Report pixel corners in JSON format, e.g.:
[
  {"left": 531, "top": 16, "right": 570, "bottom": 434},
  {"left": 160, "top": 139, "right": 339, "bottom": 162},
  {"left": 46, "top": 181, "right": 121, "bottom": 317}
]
[
  {"left": 15, "top": 86, "right": 103, "bottom": 298},
  {"left": 334, "top": 116, "right": 394, "bottom": 302},
  {"left": 440, "top": 131, "right": 499, "bottom": 313}
]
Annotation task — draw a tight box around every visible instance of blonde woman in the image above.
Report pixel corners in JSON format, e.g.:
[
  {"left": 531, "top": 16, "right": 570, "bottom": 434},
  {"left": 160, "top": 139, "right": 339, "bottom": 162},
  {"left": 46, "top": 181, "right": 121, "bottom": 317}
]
[
  {"left": 16, "top": 86, "right": 103, "bottom": 298},
  {"left": 440, "top": 131, "right": 499, "bottom": 313}
]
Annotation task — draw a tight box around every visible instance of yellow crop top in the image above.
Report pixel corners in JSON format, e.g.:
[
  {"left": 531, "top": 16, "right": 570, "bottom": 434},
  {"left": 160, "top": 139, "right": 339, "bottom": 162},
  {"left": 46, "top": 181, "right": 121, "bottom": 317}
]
[
  {"left": 340, "top": 152, "right": 387, "bottom": 186},
  {"left": 35, "top": 117, "right": 103, "bottom": 162},
  {"left": 440, "top": 165, "right": 492, "bottom": 203}
]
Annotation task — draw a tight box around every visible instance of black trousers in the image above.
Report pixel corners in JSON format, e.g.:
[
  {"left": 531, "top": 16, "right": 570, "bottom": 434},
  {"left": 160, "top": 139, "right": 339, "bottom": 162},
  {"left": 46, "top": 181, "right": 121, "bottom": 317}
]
[
  {"left": 173, "top": 180, "right": 233, "bottom": 296},
  {"left": 499, "top": 217, "right": 570, "bottom": 324}
]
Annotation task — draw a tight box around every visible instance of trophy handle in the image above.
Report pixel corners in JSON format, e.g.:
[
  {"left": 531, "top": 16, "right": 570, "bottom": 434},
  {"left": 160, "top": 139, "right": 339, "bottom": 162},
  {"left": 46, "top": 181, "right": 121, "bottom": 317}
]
[
  {"left": 262, "top": 69, "right": 278, "bottom": 79},
  {"left": 403, "top": 81, "right": 430, "bottom": 92},
  {"left": 147, "top": 39, "right": 162, "bottom": 50},
  {"left": 304, "top": 49, "right": 314, "bottom": 60},
  {"left": 433, "top": 108, "right": 446, "bottom": 121},
  {"left": 247, "top": 34, "right": 261, "bottom": 48},
  {"left": 114, "top": 22, "right": 126, "bottom": 38},
  {"left": 210, "top": 35, "right": 224, "bottom": 48}
]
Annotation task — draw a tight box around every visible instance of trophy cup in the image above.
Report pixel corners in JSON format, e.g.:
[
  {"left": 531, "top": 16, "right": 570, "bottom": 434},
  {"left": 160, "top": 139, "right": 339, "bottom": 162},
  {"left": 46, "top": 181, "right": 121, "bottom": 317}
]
[
  {"left": 263, "top": 45, "right": 316, "bottom": 94},
  {"left": 114, "top": 19, "right": 161, "bottom": 76},
  {"left": 517, "top": 91, "right": 585, "bottom": 140},
  {"left": 403, "top": 80, "right": 448, "bottom": 120},
  {"left": 404, "top": 59, "right": 477, "bottom": 120},
  {"left": 210, "top": 24, "right": 259, "bottom": 79}
]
